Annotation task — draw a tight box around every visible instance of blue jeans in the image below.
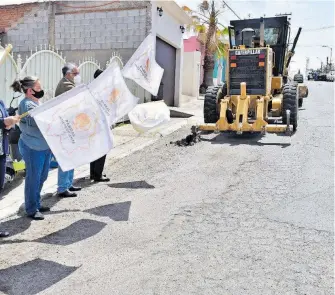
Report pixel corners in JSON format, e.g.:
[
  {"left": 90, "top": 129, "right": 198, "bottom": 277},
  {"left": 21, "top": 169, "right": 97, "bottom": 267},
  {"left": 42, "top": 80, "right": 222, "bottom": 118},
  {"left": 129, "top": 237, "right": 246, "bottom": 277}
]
[
  {"left": 19, "top": 139, "right": 51, "bottom": 215},
  {"left": 57, "top": 167, "right": 74, "bottom": 193},
  {"left": 0, "top": 155, "right": 6, "bottom": 191}
]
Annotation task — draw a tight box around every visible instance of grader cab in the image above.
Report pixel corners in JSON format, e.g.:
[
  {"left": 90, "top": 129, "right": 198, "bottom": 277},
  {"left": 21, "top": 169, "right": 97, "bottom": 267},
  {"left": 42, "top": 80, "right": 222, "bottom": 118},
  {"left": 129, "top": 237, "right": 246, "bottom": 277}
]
[{"left": 201, "top": 16, "right": 308, "bottom": 135}]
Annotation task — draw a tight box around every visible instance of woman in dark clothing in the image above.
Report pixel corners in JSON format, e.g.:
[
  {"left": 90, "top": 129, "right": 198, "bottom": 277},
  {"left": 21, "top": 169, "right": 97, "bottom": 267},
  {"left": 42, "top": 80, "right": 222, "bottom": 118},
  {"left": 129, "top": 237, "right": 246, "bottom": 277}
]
[
  {"left": 0, "top": 99, "right": 20, "bottom": 237},
  {"left": 90, "top": 69, "right": 110, "bottom": 182}
]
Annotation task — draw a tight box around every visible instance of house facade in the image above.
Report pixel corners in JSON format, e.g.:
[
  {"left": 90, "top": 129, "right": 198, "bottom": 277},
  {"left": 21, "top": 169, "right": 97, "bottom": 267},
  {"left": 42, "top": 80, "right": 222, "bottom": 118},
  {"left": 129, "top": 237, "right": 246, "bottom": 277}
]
[
  {"left": 182, "top": 34, "right": 226, "bottom": 98},
  {"left": 0, "top": 1, "right": 191, "bottom": 107}
]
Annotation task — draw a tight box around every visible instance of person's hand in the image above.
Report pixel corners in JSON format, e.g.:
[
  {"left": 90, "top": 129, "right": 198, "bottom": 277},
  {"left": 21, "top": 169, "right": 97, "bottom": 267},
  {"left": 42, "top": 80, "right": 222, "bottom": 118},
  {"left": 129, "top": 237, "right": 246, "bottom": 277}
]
[{"left": 4, "top": 115, "right": 20, "bottom": 129}]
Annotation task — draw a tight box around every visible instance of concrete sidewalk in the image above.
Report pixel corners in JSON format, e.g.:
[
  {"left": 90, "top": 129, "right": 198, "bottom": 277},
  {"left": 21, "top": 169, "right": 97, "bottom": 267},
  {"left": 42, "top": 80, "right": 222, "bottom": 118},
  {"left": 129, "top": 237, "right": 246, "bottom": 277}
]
[{"left": 0, "top": 116, "right": 194, "bottom": 221}]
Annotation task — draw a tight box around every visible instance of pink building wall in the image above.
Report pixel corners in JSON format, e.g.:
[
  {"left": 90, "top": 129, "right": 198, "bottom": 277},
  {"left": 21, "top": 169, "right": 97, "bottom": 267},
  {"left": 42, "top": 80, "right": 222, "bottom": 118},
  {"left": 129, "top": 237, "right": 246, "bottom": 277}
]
[
  {"left": 183, "top": 36, "right": 204, "bottom": 83},
  {"left": 184, "top": 36, "right": 201, "bottom": 52}
]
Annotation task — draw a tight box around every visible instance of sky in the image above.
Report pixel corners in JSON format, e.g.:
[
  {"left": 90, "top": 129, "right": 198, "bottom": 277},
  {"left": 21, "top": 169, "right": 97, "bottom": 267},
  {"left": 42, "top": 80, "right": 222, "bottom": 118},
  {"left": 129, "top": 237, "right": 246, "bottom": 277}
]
[
  {"left": 1, "top": 0, "right": 334, "bottom": 73},
  {"left": 176, "top": 0, "right": 335, "bottom": 73}
]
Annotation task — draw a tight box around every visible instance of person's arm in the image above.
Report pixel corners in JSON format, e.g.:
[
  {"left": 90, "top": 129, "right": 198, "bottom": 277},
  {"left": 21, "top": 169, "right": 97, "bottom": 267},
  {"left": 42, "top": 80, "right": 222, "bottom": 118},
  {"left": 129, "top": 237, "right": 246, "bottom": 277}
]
[
  {"left": 0, "top": 101, "right": 6, "bottom": 129},
  {"left": 0, "top": 118, "right": 5, "bottom": 129},
  {"left": 62, "top": 81, "right": 75, "bottom": 93},
  {"left": 24, "top": 102, "right": 39, "bottom": 128}
]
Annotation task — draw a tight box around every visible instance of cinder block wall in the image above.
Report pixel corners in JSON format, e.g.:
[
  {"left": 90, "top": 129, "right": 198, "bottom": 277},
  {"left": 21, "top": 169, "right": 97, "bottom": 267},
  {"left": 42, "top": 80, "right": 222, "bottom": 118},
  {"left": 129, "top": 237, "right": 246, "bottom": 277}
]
[
  {"left": 5, "top": 1, "right": 152, "bottom": 67},
  {"left": 6, "top": 4, "right": 49, "bottom": 52}
]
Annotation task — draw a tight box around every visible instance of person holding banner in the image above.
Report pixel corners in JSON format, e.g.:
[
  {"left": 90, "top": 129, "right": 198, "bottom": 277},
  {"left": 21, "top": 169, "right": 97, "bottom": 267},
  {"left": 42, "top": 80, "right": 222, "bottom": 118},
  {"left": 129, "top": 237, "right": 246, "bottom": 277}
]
[
  {"left": 54, "top": 63, "right": 82, "bottom": 198},
  {"left": 11, "top": 77, "right": 52, "bottom": 220},
  {"left": 0, "top": 98, "right": 20, "bottom": 236},
  {"left": 89, "top": 69, "right": 110, "bottom": 183}
]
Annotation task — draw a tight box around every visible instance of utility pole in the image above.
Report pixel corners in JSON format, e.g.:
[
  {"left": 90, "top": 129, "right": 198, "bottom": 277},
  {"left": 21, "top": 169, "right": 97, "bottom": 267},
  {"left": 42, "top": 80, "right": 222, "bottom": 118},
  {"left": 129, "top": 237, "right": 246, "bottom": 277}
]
[
  {"left": 306, "top": 57, "right": 309, "bottom": 75},
  {"left": 48, "top": 2, "right": 56, "bottom": 48},
  {"left": 322, "top": 45, "right": 332, "bottom": 68}
]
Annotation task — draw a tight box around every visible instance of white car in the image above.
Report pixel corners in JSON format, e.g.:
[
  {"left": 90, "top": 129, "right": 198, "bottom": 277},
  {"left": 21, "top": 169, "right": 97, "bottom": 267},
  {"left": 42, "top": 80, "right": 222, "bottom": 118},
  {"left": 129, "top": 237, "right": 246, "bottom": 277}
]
[{"left": 326, "top": 71, "right": 334, "bottom": 82}]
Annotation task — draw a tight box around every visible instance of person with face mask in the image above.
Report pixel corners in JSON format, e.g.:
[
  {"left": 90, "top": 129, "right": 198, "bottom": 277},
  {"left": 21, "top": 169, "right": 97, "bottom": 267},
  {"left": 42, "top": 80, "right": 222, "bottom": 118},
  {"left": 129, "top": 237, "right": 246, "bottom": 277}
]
[
  {"left": 54, "top": 63, "right": 82, "bottom": 198},
  {"left": 89, "top": 69, "right": 110, "bottom": 183},
  {"left": 11, "top": 76, "right": 51, "bottom": 220}
]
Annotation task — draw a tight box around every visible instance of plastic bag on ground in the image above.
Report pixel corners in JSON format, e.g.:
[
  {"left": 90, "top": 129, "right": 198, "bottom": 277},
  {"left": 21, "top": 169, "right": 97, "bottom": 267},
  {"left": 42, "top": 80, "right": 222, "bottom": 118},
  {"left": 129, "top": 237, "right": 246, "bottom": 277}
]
[{"left": 128, "top": 101, "right": 170, "bottom": 133}]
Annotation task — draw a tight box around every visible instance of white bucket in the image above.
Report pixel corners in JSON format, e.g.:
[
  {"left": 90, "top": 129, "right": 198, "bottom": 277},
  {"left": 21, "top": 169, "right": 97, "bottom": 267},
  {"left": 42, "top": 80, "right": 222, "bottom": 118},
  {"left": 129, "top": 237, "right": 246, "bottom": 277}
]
[{"left": 128, "top": 101, "right": 170, "bottom": 133}]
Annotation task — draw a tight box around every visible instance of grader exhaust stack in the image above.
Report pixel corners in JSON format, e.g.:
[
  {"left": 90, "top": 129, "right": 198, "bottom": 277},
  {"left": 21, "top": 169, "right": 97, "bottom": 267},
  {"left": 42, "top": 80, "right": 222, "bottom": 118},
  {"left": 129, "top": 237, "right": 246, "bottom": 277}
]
[{"left": 259, "top": 17, "right": 265, "bottom": 47}]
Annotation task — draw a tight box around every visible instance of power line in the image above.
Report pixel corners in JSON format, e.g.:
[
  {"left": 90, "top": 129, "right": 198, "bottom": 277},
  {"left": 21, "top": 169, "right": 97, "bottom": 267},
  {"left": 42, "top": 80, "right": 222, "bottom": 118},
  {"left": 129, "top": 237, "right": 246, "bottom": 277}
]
[
  {"left": 303, "top": 26, "right": 334, "bottom": 32},
  {"left": 222, "top": 1, "right": 241, "bottom": 20}
]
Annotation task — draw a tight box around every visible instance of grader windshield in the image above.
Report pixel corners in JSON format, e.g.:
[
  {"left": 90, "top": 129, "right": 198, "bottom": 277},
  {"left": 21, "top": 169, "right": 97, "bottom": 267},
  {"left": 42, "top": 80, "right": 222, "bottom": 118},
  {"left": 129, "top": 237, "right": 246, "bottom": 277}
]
[{"left": 230, "top": 16, "right": 290, "bottom": 76}]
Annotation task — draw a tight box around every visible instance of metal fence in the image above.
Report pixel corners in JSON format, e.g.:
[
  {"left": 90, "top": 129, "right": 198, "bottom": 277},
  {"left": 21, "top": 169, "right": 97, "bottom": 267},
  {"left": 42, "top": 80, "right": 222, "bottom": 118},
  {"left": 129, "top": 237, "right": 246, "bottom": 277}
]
[{"left": 0, "top": 45, "right": 151, "bottom": 110}]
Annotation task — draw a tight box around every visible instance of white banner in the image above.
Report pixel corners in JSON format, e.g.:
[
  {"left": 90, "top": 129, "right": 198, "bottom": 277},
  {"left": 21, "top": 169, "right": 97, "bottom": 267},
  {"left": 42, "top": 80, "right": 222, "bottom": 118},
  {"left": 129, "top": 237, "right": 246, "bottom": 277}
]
[
  {"left": 122, "top": 34, "right": 164, "bottom": 96},
  {"left": 0, "top": 44, "right": 12, "bottom": 66},
  {"left": 88, "top": 60, "right": 139, "bottom": 125},
  {"left": 30, "top": 85, "right": 113, "bottom": 172}
]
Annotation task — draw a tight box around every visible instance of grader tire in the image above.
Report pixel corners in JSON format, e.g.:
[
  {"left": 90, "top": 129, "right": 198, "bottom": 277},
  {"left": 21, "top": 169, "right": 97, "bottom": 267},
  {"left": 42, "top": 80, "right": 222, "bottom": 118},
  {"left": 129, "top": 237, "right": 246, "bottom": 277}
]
[
  {"left": 293, "top": 74, "right": 304, "bottom": 83},
  {"left": 282, "top": 83, "right": 298, "bottom": 132},
  {"left": 204, "top": 86, "right": 219, "bottom": 123},
  {"left": 203, "top": 84, "right": 227, "bottom": 124}
]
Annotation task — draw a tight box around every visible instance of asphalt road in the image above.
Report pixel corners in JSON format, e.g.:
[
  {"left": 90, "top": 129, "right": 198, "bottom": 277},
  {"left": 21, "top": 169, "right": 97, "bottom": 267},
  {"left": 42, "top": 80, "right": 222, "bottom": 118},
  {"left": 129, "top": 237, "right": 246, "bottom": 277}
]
[{"left": 0, "top": 81, "right": 333, "bottom": 295}]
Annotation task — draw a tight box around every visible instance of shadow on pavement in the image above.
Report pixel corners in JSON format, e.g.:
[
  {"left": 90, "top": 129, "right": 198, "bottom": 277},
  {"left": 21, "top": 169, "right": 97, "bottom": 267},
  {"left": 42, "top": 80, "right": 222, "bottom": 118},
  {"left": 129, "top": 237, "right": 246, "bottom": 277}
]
[
  {"left": 0, "top": 258, "right": 78, "bottom": 295},
  {"left": 72, "top": 177, "right": 106, "bottom": 190},
  {"left": 84, "top": 201, "right": 131, "bottom": 221},
  {"left": 0, "top": 177, "right": 24, "bottom": 200},
  {"left": 0, "top": 217, "right": 31, "bottom": 239},
  {"left": 34, "top": 219, "right": 107, "bottom": 246},
  {"left": 108, "top": 181, "right": 155, "bottom": 189},
  {"left": 15, "top": 193, "right": 62, "bottom": 218},
  {"left": 201, "top": 132, "right": 291, "bottom": 148}
]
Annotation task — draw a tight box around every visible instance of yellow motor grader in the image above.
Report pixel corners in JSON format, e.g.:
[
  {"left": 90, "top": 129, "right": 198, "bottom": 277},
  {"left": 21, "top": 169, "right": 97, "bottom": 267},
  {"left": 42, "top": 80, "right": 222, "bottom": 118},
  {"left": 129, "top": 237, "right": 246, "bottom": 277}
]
[{"left": 199, "top": 16, "right": 308, "bottom": 135}]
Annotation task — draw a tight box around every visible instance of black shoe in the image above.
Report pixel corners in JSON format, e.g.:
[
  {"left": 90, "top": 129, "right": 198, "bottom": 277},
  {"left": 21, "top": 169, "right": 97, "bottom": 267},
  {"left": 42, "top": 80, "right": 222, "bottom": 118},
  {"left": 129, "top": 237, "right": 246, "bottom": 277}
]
[
  {"left": 93, "top": 176, "right": 110, "bottom": 182},
  {"left": 39, "top": 206, "right": 51, "bottom": 212},
  {"left": 69, "top": 186, "right": 82, "bottom": 192},
  {"left": 28, "top": 211, "right": 45, "bottom": 220},
  {"left": 0, "top": 231, "right": 9, "bottom": 238},
  {"left": 58, "top": 190, "right": 77, "bottom": 198}
]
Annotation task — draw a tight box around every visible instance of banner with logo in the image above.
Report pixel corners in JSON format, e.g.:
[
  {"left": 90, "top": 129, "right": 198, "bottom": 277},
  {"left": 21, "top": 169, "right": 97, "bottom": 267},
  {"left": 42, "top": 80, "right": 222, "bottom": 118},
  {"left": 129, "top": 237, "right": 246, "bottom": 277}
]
[
  {"left": 28, "top": 34, "right": 170, "bottom": 171},
  {"left": 122, "top": 34, "right": 164, "bottom": 96},
  {"left": 30, "top": 85, "right": 113, "bottom": 172},
  {"left": 88, "top": 60, "right": 139, "bottom": 125}
]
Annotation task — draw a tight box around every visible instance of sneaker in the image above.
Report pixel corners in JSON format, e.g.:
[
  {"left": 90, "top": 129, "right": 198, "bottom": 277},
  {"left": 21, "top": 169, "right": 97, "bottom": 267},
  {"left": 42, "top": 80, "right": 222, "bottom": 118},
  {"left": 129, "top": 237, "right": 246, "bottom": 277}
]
[
  {"left": 39, "top": 206, "right": 51, "bottom": 212},
  {"left": 28, "top": 211, "right": 45, "bottom": 220},
  {"left": 58, "top": 190, "right": 77, "bottom": 198},
  {"left": 69, "top": 186, "right": 82, "bottom": 192}
]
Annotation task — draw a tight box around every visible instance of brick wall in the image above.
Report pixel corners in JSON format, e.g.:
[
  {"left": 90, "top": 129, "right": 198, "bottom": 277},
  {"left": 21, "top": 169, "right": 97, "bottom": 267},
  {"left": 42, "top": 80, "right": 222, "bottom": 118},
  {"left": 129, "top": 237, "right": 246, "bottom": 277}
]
[
  {"left": 5, "top": 3, "right": 48, "bottom": 52},
  {"left": 4, "top": 1, "right": 152, "bottom": 66},
  {"left": 0, "top": 3, "right": 38, "bottom": 33}
]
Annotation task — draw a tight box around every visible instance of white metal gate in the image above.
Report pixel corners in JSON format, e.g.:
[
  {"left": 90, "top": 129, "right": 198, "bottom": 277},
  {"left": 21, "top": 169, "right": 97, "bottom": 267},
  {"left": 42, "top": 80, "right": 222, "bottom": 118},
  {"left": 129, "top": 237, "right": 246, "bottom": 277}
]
[
  {"left": 0, "top": 50, "right": 19, "bottom": 106},
  {"left": 0, "top": 45, "right": 150, "bottom": 110},
  {"left": 79, "top": 57, "right": 100, "bottom": 85},
  {"left": 20, "top": 46, "right": 66, "bottom": 102}
]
